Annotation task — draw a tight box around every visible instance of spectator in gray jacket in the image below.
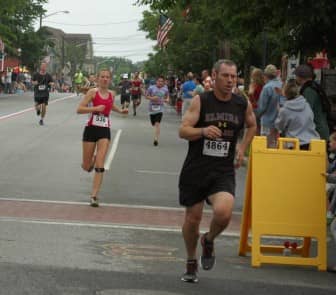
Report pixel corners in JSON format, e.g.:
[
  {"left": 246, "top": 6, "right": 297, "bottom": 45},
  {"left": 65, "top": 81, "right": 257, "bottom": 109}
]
[
  {"left": 329, "top": 218, "right": 336, "bottom": 272},
  {"left": 275, "top": 79, "right": 320, "bottom": 150}
]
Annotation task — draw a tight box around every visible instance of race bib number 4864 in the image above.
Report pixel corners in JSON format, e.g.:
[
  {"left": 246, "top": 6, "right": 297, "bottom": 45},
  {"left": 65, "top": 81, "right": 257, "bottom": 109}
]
[
  {"left": 203, "top": 139, "right": 230, "bottom": 157},
  {"left": 92, "top": 114, "right": 109, "bottom": 127}
]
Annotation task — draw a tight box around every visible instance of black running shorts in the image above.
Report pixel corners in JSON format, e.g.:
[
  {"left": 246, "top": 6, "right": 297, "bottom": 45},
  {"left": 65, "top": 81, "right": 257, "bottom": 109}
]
[
  {"left": 131, "top": 94, "right": 141, "bottom": 100},
  {"left": 34, "top": 96, "right": 49, "bottom": 105},
  {"left": 150, "top": 112, "right": 163, "bottom": 126},
  {"left": 121, "top": 94, "right": 130, "bottom": 104},
  {"left": 82, "top": 126, "right": 111, "bottom": 142},
  {"left": 179, "top": 171, "right": 235, "bottom": 207}
]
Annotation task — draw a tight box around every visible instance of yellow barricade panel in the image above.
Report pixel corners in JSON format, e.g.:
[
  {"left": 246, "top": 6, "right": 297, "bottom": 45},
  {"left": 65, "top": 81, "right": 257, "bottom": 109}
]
[{"left": 239, "top": 136, "right": 327, "bottom": 271}]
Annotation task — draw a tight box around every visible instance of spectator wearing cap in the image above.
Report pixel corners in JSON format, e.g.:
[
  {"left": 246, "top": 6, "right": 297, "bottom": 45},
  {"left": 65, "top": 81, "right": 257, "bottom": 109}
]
[
  {"left": 181, "top": 72, "right": 196, "bottom": 115},
  {"left": 295, "top": 64, "right": 329, "bottom": 141},
  {"left": 257, "top": 64, "right": 282, "bottom": 148}
]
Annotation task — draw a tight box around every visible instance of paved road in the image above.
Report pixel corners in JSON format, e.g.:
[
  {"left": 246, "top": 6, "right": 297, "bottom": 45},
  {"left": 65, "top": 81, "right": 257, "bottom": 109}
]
[
  {"left": 0, "top": 92, "right": 334, "bottom": 294},
  {"left": 0, "top": 91, "right": 247, "bottom": 210}
]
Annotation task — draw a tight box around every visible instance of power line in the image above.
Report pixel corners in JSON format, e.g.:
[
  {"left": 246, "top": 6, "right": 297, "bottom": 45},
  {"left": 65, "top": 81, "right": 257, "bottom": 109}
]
[
  {"left": 93, "top": 40, "right": 156, "bottom": 45},
  {"left": 44, "top": 19, "right": 140, "bottom": 26},
  {"left": 94, "top": 34, "right": 150, "bottom": 40},
  {"left": 94, "top": 44, "right": 154, "bottom": 49},
  {"left": 95, "top": 49, "right": 153, "bottom": 53}
]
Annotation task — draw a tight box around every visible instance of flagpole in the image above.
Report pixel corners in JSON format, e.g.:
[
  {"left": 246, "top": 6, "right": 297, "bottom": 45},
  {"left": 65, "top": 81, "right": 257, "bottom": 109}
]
[{"left": 0, "top": 38, "right": 4, "bottom": 72}]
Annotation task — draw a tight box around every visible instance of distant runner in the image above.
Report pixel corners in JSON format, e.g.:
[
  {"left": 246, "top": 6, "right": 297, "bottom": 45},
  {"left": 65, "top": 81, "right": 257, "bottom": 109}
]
[
  {"left": 119, "top": 74, "right": 131, "bottom": 110},
  {"left": 131, "top": 71, "right": 143, "bottom": 116},
  {"left": 32, "top": 62, "right": 54, "bottom": 126},
  {"left": 145, "top": 76, "right": 170, "bottom": 146},
  {"left": 74, "top": 69, "right": 84, "bottom": 95}
]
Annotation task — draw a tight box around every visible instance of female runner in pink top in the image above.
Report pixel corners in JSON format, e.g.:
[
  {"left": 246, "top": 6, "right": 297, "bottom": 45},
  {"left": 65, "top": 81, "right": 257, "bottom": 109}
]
[{"left": 77, "top": 69, "right": 128, "bottom": 207}]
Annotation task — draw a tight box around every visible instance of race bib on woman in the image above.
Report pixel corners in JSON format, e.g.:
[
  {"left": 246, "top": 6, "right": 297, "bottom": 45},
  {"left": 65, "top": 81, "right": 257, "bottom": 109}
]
[
  {"left": 92, "top": 114, "right": 109, "bottom": 127},
  {"left": 203, "top": 139, "right": 230, "bottom": 157}
]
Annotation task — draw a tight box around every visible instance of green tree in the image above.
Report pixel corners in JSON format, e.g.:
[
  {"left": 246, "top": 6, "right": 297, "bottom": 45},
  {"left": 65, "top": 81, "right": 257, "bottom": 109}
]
[
  {"left": 0, "top": 0, "right": 48, "bottom": 70},
  {"left": 66, "top": 43, "right": 87, "bottom": 76},
  {"left": 21, "top": 28, "right": 53, "bottom": 71},
  {"left": 138, "top": 0, "right": 336, "bottom": 77}
]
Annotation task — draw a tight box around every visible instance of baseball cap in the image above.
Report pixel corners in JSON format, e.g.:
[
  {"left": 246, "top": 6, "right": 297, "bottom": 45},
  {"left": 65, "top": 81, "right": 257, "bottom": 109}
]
[{"left": 294, "top": 64, "right": 313, "bottom": 78}]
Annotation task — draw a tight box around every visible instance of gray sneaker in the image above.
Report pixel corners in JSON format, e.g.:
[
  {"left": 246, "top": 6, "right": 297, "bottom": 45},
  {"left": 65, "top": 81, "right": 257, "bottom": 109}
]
[
  {"left": 200, "top": 233, "right": 216, "bottom": 270},
  {"left": 90, "top": 196, "right": 99, "bottom": 207},
  {"left": 181, "top": 259, "right": 198, "bottom": 283}
]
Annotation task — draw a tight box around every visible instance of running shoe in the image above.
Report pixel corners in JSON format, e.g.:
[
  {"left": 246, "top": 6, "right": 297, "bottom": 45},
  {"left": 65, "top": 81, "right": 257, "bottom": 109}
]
[
  {"left": 153, "top": 140, "right": 158, "bottom": 146},
  {"left": 200, "top": 232, "right": 216, "bottom": 270},
  {"left": 181, "top": 259, "right": 198, "bottom": 283},
  {"left": 90, "top": 196, "right": 99, "bottom": 207},
  {"left": 39, "top": 119, "right": 44, "bottom": 126}
]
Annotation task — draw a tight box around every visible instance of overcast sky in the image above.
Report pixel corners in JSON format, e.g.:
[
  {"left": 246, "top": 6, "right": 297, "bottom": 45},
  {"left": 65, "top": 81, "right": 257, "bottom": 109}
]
[{"left": 39, "top": 0, "right": 156, "bottom": 63}]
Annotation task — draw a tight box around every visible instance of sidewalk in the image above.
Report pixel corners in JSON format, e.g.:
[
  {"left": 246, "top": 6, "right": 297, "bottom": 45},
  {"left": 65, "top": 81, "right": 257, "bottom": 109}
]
[
  {"left": 0, "top": 198, "right": 241, "bottom": 235},
  {"left": 0, "top": 197, "right": 335, "bottom": 269}
]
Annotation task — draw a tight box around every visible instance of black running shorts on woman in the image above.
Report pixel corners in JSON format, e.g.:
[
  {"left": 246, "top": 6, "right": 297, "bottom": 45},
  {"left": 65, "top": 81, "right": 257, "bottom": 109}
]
[
  {"left": 82, "top": 126, "right": 111, "bottom": 142},
  {"left": 82, "top": 91, "right": 114, "bottom": 142},
  {"left": 179, "top": 91, "right": 247, "bottom": 207}
]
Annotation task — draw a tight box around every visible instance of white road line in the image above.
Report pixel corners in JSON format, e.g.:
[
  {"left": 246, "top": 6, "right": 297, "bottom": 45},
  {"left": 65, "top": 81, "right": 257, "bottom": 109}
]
[
  {"left": 0, "top": 197, "right": 241, "bottom": 215},
  {"left": 104, "top": 129, "right": 122, "bottom": 170},
  {"left": 135, "top": 170, "right": 179, "bottom": 176},
  {"left": 1, "top": 217, "right": 322, "bottom": 242},
  {"left": 49, "top": 94, "right": 77, "bottom": 104},
  {"left": 0, "top": 217, "right": 241, "bottom": 237},
  {"left": 0, "top": 107, "right": 34, "bottom": 120},
  {"left": 0, "top": 94, "right": 76, "bottom": 121}
]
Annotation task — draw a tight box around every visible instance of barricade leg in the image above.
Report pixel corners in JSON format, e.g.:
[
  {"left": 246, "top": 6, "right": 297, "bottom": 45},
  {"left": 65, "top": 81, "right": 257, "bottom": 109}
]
[{"left": 301, "top": 237, "right": 311, "bottom": 257}]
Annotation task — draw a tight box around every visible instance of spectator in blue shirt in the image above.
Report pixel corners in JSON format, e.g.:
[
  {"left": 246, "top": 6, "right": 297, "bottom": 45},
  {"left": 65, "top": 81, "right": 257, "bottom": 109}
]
[
  {"left": 257, "top": 64, "right": 282, "bottom": 147},
  {"left": 182, "top": 72, "right": 196, "bottom": 115}
]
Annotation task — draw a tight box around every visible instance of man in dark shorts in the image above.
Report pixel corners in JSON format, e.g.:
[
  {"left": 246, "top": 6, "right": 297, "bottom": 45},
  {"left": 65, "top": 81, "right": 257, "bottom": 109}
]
[
  {"left": 145, "top": 76, "right": 169, "bottom": 146},
  {"left": 32, "top": 62, "right": 53, "bottom": 125},
  {"left": 178, "top": 59, "right": 257, "bottom": 283},
  {"left": 119, "top": 74, "right": 131, "bottom": 110},
  {"left": 131, "top": 71, "right": 143, "bottom": 116}
]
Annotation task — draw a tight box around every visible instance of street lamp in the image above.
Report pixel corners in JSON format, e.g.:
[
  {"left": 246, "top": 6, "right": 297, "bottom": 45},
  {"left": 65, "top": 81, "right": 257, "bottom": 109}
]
[
  {"left": 39, "top": 10, "right": 70, "bottom": 28},
  {"left": 17, "top": 48, "right": 21, "bottom": 75}
]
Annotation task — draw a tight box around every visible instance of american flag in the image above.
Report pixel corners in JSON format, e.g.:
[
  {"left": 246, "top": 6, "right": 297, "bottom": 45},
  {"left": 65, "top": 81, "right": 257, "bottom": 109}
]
[{"left": 157, "top": 14, "right": 174, "bottom": 48}]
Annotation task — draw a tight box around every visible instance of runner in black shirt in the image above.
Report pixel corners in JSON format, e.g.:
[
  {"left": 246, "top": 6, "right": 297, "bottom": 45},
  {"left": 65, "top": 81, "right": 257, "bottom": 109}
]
[
  {"left": 32, "top": 62, "right": 53, "bottom": 125},
  {"left": 118, "top": 74, "right": 131, "bottom": 110},
  {"left": 179, "top": 59, "right": 256, "bottom": 283}
]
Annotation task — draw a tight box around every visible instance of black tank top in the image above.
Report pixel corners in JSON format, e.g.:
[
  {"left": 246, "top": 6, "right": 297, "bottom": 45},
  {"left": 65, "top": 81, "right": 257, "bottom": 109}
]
[{"left": 179, "top": 91, "right": 247, "bottom": 185}]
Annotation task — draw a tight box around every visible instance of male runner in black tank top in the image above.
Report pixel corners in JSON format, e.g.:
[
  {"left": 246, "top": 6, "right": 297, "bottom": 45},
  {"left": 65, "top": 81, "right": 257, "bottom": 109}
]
[{"left": 179, "top": 60, "right": 257, "bottom": 283}]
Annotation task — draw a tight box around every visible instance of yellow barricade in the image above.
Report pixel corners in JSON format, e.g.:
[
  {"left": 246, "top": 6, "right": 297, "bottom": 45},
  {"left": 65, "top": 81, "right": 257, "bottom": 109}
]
[{"left": 239, "top": 136, "right": 327, "bottom": 270}]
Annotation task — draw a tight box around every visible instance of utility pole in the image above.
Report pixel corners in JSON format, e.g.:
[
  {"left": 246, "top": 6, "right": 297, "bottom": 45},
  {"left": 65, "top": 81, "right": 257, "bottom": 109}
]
[{"left": 61, "top": 36, "right": 65, "bottom": 70}]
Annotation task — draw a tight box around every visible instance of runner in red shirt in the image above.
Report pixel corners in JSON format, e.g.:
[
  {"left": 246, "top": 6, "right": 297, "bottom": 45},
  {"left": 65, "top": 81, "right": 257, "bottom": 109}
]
[
  {"left": 131, "top": 71, "right": 143, "bottom": 116},
  {"left": 77, "top": 68, "right": 128, "bottom": 207}
]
